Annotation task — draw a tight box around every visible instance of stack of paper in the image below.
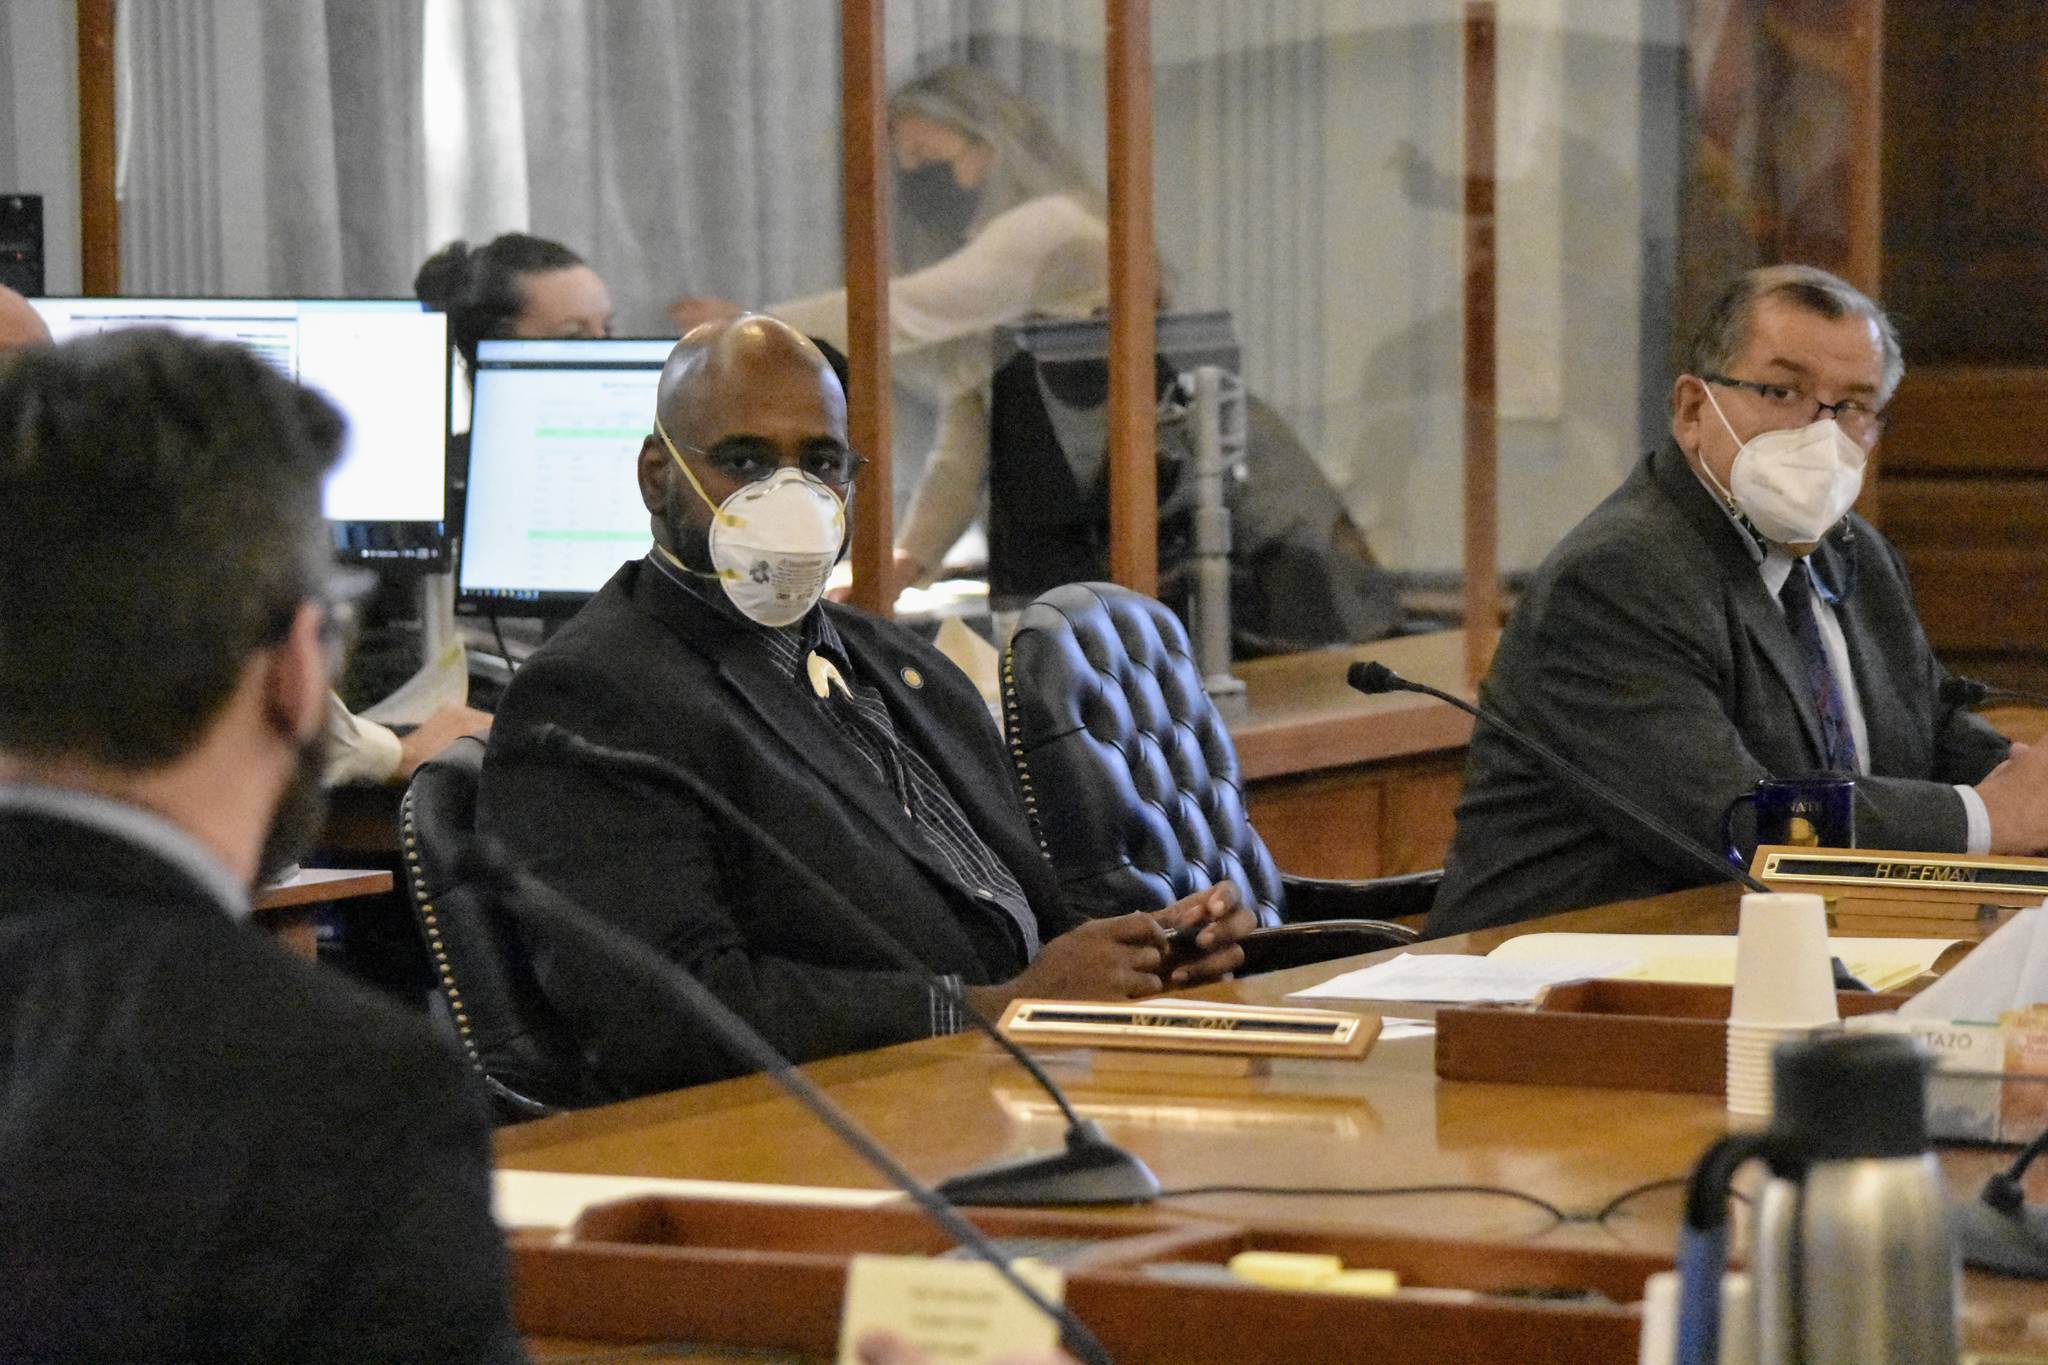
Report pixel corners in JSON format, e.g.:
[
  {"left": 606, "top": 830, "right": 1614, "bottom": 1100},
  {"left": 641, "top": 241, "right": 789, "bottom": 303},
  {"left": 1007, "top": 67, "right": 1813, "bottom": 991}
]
[
  {"left": 1286, "top": 953, "right": 1638, "bottom": 1006},
  {"left": 1487, "top": 933, "right": 1958, "bottom": 993},
  {"left": 493, "top": 1169, "right": 896, "bottom": 1229}
]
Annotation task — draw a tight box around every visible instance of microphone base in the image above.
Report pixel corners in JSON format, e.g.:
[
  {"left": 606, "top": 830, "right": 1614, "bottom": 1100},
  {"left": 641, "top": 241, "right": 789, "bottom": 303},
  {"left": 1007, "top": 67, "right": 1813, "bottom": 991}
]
[
  {"left": 934, "top": 1121, "right": 1160, "bottom": 1207},
  {"left": 1953, "top": 1199, "right": 2048, "bottom": 1279}
]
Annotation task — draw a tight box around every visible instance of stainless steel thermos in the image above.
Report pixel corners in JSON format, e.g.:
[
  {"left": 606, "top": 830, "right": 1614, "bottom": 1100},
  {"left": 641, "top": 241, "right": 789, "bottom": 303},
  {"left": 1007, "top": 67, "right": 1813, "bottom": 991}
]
[{"left": 1674, "top": 1031, "right": 1958, "bottom": 1365}]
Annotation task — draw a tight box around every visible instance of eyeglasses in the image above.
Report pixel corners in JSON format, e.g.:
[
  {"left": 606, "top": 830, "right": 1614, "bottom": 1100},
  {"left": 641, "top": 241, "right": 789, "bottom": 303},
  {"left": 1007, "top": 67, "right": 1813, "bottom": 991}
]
[
  {"left": 666, "top": 433, "right": 867, "bottom": 488},
  {"left": 1702, "top": 374, "right": 1888, "bottom": 444}
]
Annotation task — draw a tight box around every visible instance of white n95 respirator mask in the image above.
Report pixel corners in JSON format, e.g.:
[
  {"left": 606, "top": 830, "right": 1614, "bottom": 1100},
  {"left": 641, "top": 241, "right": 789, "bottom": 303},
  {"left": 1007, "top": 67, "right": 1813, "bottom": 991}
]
[
  {"left": 655, "top": 418, "right": 847, "bottom": 628},
  {"left": 1702, "top": 385, "right": 1867, "bottom": 546}
]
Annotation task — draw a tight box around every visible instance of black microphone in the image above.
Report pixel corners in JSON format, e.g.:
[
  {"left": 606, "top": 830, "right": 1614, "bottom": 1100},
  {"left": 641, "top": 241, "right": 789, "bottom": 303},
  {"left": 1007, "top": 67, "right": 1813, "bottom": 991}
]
[
  {"left": 1942, "top": 675, "right": 2048, "bottom": 710},
  {"left": 1951, "top": 1126, "right": 2048, "bottom": 1279},
  {"left": 519, "top": 721, "right": 1160, "bottom": 1208},
  {"left": 1346, "top": 662, "right": 1771, "bottom": 895},
  {"left": 460, "top": 841, "right": 1117, "bottom": 1363}
]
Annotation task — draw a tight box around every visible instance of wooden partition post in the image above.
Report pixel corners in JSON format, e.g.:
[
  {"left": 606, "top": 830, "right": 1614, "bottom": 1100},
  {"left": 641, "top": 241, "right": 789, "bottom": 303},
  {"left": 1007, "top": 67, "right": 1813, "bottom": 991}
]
[
  {"left": 841, "top": 0, "right": 894, "bottom": 616},
  {"left": 1461, "top": 3, "right": 1499, "bottom": 688},
  {"left": 77, "top": 0, "right": 119, "bottom": 295},
  {"left": 1104, "top": 0, "right": 1158, "bottom": 596}
]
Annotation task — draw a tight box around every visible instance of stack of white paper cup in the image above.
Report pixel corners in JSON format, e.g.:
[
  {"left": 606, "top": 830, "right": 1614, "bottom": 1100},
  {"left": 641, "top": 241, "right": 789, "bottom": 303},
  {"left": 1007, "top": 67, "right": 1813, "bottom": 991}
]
[{"left": 1726, "top": 893, "right": 1840, "bottom": 1121}]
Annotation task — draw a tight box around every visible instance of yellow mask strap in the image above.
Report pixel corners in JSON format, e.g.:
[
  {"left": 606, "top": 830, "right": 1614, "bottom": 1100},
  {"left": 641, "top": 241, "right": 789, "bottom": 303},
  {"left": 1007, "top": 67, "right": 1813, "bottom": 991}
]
[
  {"left": 653, "top": 415, "right": 741, "bottom": 582},
  {"left": 655, "top": 414, "right": 743, "bottom": 529}
]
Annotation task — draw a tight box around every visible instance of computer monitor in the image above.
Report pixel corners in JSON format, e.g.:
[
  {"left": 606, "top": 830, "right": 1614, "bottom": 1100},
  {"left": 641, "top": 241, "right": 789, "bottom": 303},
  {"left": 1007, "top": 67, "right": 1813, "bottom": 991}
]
[
  {"left": 30, "top": 296, "right": 452, "bottom": 568},
  {"left": 984, "top": 310, "right": 1240, "bottom": 609},
  {"left": 456, "top": 338, "right": 672, "bottom": 617}
]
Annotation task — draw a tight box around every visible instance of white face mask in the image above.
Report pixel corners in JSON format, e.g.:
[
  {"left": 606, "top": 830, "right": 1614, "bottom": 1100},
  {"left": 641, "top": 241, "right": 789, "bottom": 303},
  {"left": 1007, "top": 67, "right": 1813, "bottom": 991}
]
[
  {"left": 1700, "top": 385, "right": 1867, "bottom": 546},
  {"left": 656, "top": 419, "right": 847, "bottom": 628}
]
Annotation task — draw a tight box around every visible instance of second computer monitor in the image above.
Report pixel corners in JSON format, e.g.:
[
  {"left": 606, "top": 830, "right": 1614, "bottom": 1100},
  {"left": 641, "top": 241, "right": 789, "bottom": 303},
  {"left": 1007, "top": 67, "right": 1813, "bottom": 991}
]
[
  {"left": 29, "top": 296, "right": 451, "bottom": 568},
  {"left": 458, "top": 338, "right": 673, "bottom": 617}
]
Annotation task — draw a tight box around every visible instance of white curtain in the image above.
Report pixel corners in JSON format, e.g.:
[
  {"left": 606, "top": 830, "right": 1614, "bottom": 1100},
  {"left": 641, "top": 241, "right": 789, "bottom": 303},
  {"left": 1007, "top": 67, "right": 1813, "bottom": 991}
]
[
  {"left": 111, "top": 0, "right": 1675, "bottom": 572},
  {"left": 117, "top": 0, "right": 426, "bottom": 297}
]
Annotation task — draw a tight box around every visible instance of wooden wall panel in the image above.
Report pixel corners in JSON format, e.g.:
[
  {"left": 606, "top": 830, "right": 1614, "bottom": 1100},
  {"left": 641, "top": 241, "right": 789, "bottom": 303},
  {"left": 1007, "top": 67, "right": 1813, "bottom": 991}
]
[
  {"left": 1247, "top": 772, "right": 1384, "bottom": 883},
  {"left": 1877, "top": 369, "right": 2048, "bottom": 478},
  {"left": 1883, "top": 2, "right": 2048, "bottom": 367},
  {"left": 1244, "top": 752, "right": 1465, "bottom": 883},
  {"left": 1879, "top": 0, "right": 2048, "bottom": 693}
]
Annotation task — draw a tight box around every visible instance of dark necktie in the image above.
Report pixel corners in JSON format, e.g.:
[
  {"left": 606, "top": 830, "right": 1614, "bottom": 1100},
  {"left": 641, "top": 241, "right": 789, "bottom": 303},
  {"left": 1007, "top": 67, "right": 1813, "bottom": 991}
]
[{"left": 1779, "top": 560, "right": 1859, "bottom": 773}]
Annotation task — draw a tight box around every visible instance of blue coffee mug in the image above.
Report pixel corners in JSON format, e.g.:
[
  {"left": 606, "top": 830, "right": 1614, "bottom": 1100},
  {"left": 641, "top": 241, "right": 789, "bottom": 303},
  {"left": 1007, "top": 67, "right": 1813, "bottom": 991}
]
[{"left": 1723, "top": 773, "right": 1856, "bottom": 868}]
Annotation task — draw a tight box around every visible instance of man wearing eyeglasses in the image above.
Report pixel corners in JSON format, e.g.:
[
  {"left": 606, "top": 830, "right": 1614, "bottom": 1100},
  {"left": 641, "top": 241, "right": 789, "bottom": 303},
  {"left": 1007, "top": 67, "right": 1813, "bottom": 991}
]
[
  {"left": 1428, "top": 264, "right": 2048, "bottom": 936},
  {"left": 477, "top": 314, "right": 1252, "bottom": 1100},
  {"left": 0, "top": 329, "right": 519, "bottom": 1360}
]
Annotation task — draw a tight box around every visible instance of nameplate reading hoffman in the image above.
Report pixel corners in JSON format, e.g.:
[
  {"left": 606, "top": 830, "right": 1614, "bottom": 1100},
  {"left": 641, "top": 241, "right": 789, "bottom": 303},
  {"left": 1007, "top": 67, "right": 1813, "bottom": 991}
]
[
  {"left": 997, "top": 999, "right": 1378, "bottom": 1060},
  {"left": 1756, "top": 846, "right": 2048, "bottom": 899}
]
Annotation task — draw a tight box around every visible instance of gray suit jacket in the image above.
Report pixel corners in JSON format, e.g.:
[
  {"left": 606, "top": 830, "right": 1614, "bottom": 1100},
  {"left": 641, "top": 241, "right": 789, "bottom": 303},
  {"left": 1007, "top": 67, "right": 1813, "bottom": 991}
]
[{"left": 1426, "top": 446, "right": 2010, "bottom": 936}]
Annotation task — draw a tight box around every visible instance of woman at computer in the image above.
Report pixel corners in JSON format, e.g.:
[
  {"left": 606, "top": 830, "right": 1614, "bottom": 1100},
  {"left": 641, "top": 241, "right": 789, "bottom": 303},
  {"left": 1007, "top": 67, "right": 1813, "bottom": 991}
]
[
  {"left": 672, "top": 66, "right": 1398, "bottom": 650},
  {"left": 416, "top": 232, "right": 616, "bottom": 372},
  {"left": 319, "top": 233, "right": 611, "bottom": 789}
]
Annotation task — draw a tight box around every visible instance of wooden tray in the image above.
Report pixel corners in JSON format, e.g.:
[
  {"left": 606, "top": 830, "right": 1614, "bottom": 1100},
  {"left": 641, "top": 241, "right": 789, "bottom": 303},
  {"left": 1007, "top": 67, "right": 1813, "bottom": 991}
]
[
  {"left": 514, "top": 1196, "right": 1220, "bottom": 1351},
  {"left": 1434, "top": 979, "right": 1908, "bottom": 1095},
  {"left": 513, "top": 1194, "right": 1673, "bottom": 1363},
  {"left": 1069, "top": 1224, "right": 1669, "bottom": 1364}
]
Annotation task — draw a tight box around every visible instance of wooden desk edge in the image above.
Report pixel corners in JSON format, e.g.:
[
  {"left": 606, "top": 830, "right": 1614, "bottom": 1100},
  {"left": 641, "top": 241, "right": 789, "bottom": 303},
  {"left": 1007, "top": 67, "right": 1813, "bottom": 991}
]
[
  {"left": 252, "top": 869, "right": 393, "bottom": 912},
  {"left": 1233, "top": 696, "right": 1474, "bottom": 779}
]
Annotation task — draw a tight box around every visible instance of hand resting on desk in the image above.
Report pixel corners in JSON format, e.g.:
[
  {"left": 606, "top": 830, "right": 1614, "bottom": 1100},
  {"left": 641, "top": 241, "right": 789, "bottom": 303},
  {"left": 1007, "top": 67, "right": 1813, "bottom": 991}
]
[
  {"left": 1977, "top": 740, "right": 2048, "bottom": 853},
  {"left": 962, "top": 882, "right": 1249, "bottom": 1016}
]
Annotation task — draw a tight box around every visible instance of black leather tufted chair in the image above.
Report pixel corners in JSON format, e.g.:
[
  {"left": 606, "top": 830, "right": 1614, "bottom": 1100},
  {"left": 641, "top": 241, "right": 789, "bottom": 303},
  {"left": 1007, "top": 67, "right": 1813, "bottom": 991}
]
[
  {"left": 1003, "top": 583, "right": 1433, "bottom": 973},
  {"left": 400, "top": 735, "right": 592, "bottom": 1121}
]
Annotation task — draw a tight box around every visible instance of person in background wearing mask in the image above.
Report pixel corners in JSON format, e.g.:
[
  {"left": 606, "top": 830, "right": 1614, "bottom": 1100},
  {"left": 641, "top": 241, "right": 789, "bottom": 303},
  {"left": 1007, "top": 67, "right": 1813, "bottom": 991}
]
[
  {"left": 1427, "top": 264, "right": 2048, "bottom": 936},
  {"left": 675, "top": 66, "right": 1398, "bottom": 650},
  {"left": 476, "top": 314, "right": 1253, "bottom": 1101},
  {"left": 0, "top": 330, "right": 519, "bottom": 1360}
]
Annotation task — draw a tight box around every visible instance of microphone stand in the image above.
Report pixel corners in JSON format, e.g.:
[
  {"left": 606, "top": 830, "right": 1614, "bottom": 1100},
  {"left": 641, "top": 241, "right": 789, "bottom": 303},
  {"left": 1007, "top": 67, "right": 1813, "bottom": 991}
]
[
  {"left": 1345, "top": 661, "right": 1770, "bottom": 896},
  {"left": 464, "top": 847, "right": 1116, "bottom": 1364},
  {"left": 523, "top": 723, "right": 1160, "bottom": 1208}
]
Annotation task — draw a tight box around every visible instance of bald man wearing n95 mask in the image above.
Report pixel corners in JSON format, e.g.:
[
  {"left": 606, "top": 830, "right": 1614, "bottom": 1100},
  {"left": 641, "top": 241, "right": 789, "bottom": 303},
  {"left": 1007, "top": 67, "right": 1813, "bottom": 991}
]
[{"left": 477, "top": 314, "right": 1254, "bottom": 1101}]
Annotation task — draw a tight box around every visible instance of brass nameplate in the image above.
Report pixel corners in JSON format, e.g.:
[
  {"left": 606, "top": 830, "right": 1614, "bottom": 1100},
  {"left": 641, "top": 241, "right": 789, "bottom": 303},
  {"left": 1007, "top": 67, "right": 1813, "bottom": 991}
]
[
  {"left": 1754, "top": 846, "right": 2048, "bottom": 902},
  {"left": 997, "top": 999, "right": 1379, "bottom": 1061}
]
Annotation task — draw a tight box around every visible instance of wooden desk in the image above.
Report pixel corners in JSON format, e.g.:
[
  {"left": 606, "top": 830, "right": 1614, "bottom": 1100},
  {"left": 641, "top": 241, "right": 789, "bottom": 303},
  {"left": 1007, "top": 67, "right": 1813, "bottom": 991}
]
[
  {"left": 1231, "top": 630, "right": 1474, "bottom": 880},
  {"left": 251, "top": 867, "right": 393, "bottom": 959},
  {"left": 500, "top": 883, "right": 2047, "bottom": 1355}
]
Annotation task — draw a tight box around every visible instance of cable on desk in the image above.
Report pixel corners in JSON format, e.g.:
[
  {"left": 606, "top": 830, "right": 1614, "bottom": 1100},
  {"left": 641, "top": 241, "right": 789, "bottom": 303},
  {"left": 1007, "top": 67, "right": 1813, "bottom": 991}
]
[
  {"left": 1587, "top": 1176, "right": 1688, "bottom": 1225},
  {"left": 489, "top": 611, "right": 518, "bottom": 676},
  {"left": 1156, "top": 1182, "right": 1569, "bottom": 1227}
]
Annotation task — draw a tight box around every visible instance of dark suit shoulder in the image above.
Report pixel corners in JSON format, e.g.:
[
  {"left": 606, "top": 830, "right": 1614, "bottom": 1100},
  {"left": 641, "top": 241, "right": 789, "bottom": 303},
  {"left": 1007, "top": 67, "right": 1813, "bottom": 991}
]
[{"left": 1502, "top": 454, "right": 1734, "bottom": 660}]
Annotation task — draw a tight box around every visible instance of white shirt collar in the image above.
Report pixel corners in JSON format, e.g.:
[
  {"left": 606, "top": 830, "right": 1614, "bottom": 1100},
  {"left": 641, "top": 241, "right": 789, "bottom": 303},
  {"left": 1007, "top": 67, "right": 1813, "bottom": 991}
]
[{"left": 0, "top": 783, "right": 251, "bottom": 920}]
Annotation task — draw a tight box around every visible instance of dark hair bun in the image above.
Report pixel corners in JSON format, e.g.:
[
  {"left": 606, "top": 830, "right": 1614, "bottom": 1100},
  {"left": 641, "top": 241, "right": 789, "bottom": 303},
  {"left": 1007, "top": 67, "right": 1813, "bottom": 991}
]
[{"left": 412, "top": 240, "right": 474, "bottom": 312}]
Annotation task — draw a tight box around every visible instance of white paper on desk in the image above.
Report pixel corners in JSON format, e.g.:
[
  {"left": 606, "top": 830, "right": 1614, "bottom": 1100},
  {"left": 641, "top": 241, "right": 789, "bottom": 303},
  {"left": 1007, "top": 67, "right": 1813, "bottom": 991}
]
[
  {"left": 1489, "top": 932, "right": 1959, "bottom": 994},
  {"left": 360, "top": 639, "right": 469, "bottom": 725},
  {"left": 1897, "top": 905, "right": 2048, "bottom": 1021},
  {"left": 493, "top": 1168, "right": 897, "bottom": 1230},
  {"left": 1285, "top": 953, "right": 1637, "bottom": 1005}
]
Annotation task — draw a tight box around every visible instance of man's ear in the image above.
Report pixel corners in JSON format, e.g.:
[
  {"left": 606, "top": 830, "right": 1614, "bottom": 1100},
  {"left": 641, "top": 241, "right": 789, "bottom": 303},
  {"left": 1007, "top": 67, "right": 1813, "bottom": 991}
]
[
  {"left": 637, "top": 435, "right": 670, "bottom": 516},
  {"left": 1669, "top": 373, "right": 1703, "bottom": 457},
  {"left": 265, "top": 602, "right": 331, "bottom": 745}
]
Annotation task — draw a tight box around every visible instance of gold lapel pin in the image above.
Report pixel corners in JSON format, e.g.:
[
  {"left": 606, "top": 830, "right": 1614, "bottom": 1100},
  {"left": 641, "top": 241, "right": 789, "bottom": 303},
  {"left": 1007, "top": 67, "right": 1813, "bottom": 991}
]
[{"left": 900, "top": 666, "right": 924, "bottom": 689}]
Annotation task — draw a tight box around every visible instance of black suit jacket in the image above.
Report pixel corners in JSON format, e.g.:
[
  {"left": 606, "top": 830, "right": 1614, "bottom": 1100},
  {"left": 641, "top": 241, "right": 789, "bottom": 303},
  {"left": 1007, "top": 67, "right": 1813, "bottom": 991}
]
[
  {"left": 1427, "top": 447, "right": 2010, "bottom": 936},
  {"left": 0, "top": 809, "right": 521, "bottom": 1364},
  {"left": 476, "top": 560, "right": 1083, "bottom": 1099}
]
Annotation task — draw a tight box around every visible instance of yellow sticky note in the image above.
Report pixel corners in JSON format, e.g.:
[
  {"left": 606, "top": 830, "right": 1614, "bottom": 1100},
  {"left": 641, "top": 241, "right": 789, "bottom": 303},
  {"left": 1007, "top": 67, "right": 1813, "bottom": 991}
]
[
  {"left": 1226, "top": 1250, "right": 1345, "bottom": 1290},
  {"left": 837, "top": 1254, "right": 1064, "bottom": 1365},
  {"left": 1319, "top": 1269, "right": 1400, "bottom": 1296}
]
